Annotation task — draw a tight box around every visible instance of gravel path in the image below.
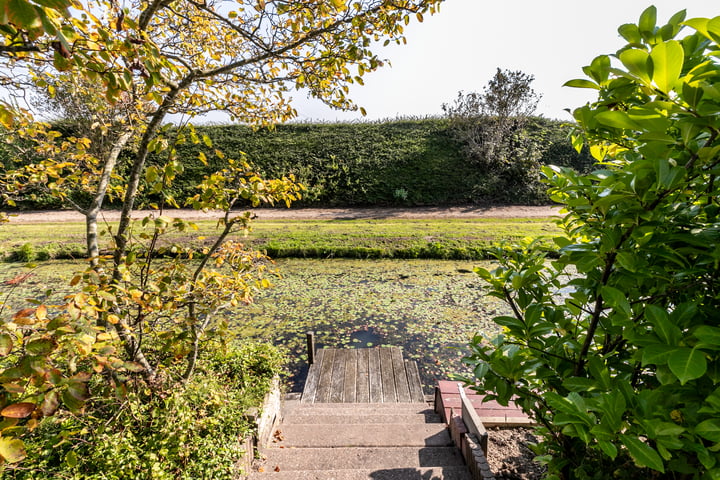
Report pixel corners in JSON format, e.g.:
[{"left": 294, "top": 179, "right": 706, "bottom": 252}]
[{"left": 5, "top": 205, "right": 561, "bottom": 224}]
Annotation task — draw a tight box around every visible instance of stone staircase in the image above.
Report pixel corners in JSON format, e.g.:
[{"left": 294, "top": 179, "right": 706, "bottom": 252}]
[{"left": 249, "top": 399, "right": 472, "bottom": 480}]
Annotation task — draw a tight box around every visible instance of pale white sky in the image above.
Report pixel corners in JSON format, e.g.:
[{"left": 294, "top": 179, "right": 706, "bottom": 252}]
[{"left": 287, "top": 0, "right": 719, "bottom": 122}]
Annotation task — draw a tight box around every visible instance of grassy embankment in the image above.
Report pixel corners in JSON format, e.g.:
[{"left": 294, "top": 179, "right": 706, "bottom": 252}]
[{"left": 0, "top": 216, "right": 561, "bottom": 262}]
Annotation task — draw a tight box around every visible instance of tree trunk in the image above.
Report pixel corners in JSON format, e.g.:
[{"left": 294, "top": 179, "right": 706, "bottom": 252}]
[
  {"left": 86, "top": 211, "right": 99, "bottom": 262},
  {"left": 83, "top": 129, "right": 134, "bottom": 266}
]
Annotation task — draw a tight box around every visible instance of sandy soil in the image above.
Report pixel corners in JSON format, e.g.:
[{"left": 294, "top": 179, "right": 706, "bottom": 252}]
[
  {"left": 4, "top": 205, "right": 562, "bottom": 224},
  {"left": 487, "top": 428, "right": 546, "bottom": 480}
]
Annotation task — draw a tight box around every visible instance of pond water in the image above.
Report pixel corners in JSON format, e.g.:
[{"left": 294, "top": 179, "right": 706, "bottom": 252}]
[{"left": 232, "top": 259, "right": 510, "bottom": 393}]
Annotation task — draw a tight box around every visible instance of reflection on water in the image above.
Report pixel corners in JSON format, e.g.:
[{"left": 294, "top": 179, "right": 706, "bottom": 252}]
[{"left": 349, "top": 326, "right": 383, "bottom": 347}]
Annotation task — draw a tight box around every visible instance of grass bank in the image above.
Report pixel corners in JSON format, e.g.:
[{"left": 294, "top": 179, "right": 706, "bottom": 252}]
[{"left": 0, "top": 217, "right": 561, "bottom": 261}]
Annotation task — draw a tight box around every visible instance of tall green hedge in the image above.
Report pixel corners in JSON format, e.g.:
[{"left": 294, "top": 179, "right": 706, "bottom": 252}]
[
  {"left": 163, "top": 118, "right": 475, "bottom": 207},
  {"left": 2, "top": 117, "right": 593, "bottom": 209}
]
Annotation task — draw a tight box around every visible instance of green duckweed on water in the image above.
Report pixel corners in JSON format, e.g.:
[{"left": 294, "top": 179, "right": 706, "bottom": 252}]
[
  {"left": 0, "top": 258, "right": 510, "bottom": 393},
  {"left": 234, "top": 258, "right": 509, "bottom": 392}
]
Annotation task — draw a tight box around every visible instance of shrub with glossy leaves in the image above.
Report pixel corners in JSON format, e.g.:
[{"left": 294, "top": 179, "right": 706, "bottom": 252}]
[{"left": 465, "top": 7, "right": 720, "bottom": 479}]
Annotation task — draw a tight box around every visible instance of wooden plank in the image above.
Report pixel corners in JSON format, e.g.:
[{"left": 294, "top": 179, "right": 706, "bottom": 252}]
[
  {"left": 343, "top": 349, "right": 357, "bottom": 403},
  {"left": 329, "top": 348, "right": 346, "bottom": 403},
  {"left": 405, "top": 359, "right": 425, "bottom": 403},
  {"left": 379, "top": 347, "right": 397, "bottom": 402},
  {"left": 301, "top": 348, "right": 325, "bottom": 403},
  {"left": 355, "top": 348, "right": 370, "bottom": 402},
  {"left": 314, "top": 348, "right": 335, "bottom": 403},
  {"left": 368, "top": 348, "right": 382, "bottom": 403},
  {"left": 391, "top": 347, "right": 411, "bottom": 402}
]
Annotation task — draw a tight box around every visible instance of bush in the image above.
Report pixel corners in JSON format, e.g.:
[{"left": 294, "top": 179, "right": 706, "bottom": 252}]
[
  {"left": 465, "top": 8, "right": 720, "bottom": 479},
  {"left": 3, "top": 118, "right": 594, "bottom": 210},
  {"left": 4, "top": 342, "right": 285, "bottom": 480},
  {"left": 11, "top": 243, "right": 36, "bottom": 262}
]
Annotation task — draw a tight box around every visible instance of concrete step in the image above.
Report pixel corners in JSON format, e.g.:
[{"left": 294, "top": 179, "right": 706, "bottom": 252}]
[
  {"left": 284, "top": 402, "right": 435, "bottom": 416},
  {"left": 249, "top": 466, "right": 472, "bottom": 479},
  {"left": 288, "top": 402, "right": 432, "bottom": 409},
  {"left": 283, "top": 413, "right": 443, "bottom": 425},
  {"left": 272, "top": 423, "right": 451, "bottom": 448},
  {"left": 260, "top": 446, "right": 467, "bottom": 470}
]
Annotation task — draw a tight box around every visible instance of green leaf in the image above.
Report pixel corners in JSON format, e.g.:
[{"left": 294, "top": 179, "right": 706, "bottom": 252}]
[
  {"left": 618, "top": 23, "right": 642, "bottom": 44},
  {"left": 684, "top": 18, "right": 710, "bottom": 39},
  {"left": 638, "top": 6, "right": 657, "bottom": 36},
  {"left": 642, "top": 345, "right": 671, "bottom": 366},
  {"left": 682, "top": 83, "right": 704, "bottom": 108},
  {"left": 651, "top": 421, "right": 685, "bottom": 437},
  {"left": 7, "top": 0, "right": 41, "bottom": 29},
  {"left": 65, "top": 450, "right": 78, "bottom": 468},
  {"left": 588, "top": 356, "right": 612, "bottom": 390},
  {"left": 0, "top": 334, "right": 13, "bottom": 356},
  {"left": 62, "top": 382, "right": 88, "bottom": 412},
  {"left": 646, "top": 305, "right": 680, "bottom": 345},
  {"left": 563, "top": 377, "right": 596, "bottom": 392},
  {"left": 621, "top": 435, "right": 665, "bottom": 472},
  {"left": 595, "top": 111, "right": 641, "bottom": 131},
  {"left": 563, "top": 79, "right": 600, "bottom": 89},
  {"left": 597, "top": 440, "right": 618, "bottom": 459},
  {"left": 696, "top": 419, "right": 720, "bottom": 443},
  {"left": 709, "top": 16, "right": 720, "bottom": 43},
  {"left": 0, "top": 436, "right": 26, "bottom": 463},
  {"left": 668, "top": 348, "right": 707, "bottom": 385},
  {"left": 619, "top": 49, "right": 653, "bottom": 84},
  {"left": 694, "top": 326, "right": 720, "bottom": 349},
  {"left": 123, "top": 361, "right": 145, "bottom": 372},
  {"left": 666, "top": 10, "right": 687, "bottom": 30},
  {"left": 600, "top": 285, "right": 632, "bottom": 316},
  {"left": 584, "top": 55, "right": 611, "bottom": 84},
  {"left": 25, "top": 337, "right": 56, "bottom": 356},
  {"left": 650, "top": 41, "right": 684, "bottom": 92}
]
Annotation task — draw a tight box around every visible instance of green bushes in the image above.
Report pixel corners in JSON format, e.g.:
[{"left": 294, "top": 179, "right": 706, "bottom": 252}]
[
  {"left": 4, "top": 342, "right": 284, "bottom": 480},
  {"left": 160, "top": 118, "right": 590, "bottom": 208},
  {"left": 3, "top": 117, "right": 592, "bottom": 210},
  {"left": 150, "top": 119, "right": 477, "bottom": 207},
  {"left": 465, "top": 8, "right": 720, "bottom": 479}
]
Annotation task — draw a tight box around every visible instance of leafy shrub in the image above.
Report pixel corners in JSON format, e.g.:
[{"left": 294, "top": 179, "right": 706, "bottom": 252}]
[
  {"left": 11, "top": 243, "right": 36, "bottom": 262},
  {"left": 3, "top": 342, "right": 285, "bottom": 480},
  {"left": 3, "top": 118, "right": 593, "bottom": 210},
  {"left": 465, "top": 8, "right": 720, "bottom": 479}
]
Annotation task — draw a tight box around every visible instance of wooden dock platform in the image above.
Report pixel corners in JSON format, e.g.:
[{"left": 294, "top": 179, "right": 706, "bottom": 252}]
[{"left": 301, "top": 347, "right": 425, "bottom": 403}]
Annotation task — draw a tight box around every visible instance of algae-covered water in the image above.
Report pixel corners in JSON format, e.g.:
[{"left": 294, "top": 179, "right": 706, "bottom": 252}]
[
  {"left": 0, "top": 258, "right": 510, "bottom": 393},
  {"left": 235, "top": 259, "right": 509, "bottom": 393}
]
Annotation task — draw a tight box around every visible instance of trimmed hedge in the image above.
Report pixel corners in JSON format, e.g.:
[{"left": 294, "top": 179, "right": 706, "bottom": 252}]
[{"left": 3, "top": 118, "right": 592, "bottom": 209}]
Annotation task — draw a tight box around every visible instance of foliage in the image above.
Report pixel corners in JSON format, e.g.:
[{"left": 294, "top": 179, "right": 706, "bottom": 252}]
[
  {"left": 2, "top": 342, "right": 285, "bottom": 479},
  {"left": 145, "top": 119, "right": 474, "bottom": 207},
  {"left": 464, "top": 7, "right": 720, "bottom": 479},
  {"left": 9, "top": 118, "right": 584, "bottom": 210},
  {"left": 2, "top": 118, "right": 594, "bottom": 210},
  {"left": 0, "top": 0, "right": 443, "bottom": 469},
  {"left": 0, "top": 158, "right": 301, "bottom": 466},
  {"left": 444, "top": 69, "right": 547, "bottom": 203},
  {"left": 0, "top": 292, "right": 129, "bottom": 466}
]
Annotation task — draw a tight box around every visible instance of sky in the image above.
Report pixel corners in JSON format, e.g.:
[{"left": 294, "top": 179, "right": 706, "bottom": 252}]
[{"left": 280, "top": 0, "right": 720, "bottom": 123}]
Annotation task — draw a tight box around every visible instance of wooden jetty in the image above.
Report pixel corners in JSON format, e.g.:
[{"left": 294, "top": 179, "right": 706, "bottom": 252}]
[{"left": 301, "top": 346, "right": 425, "bottom": 403}]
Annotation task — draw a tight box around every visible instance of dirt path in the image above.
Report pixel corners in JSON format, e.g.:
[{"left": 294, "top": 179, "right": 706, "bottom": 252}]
[{"left": 5, "top": 205, "right": 561, "bottom": 224}]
